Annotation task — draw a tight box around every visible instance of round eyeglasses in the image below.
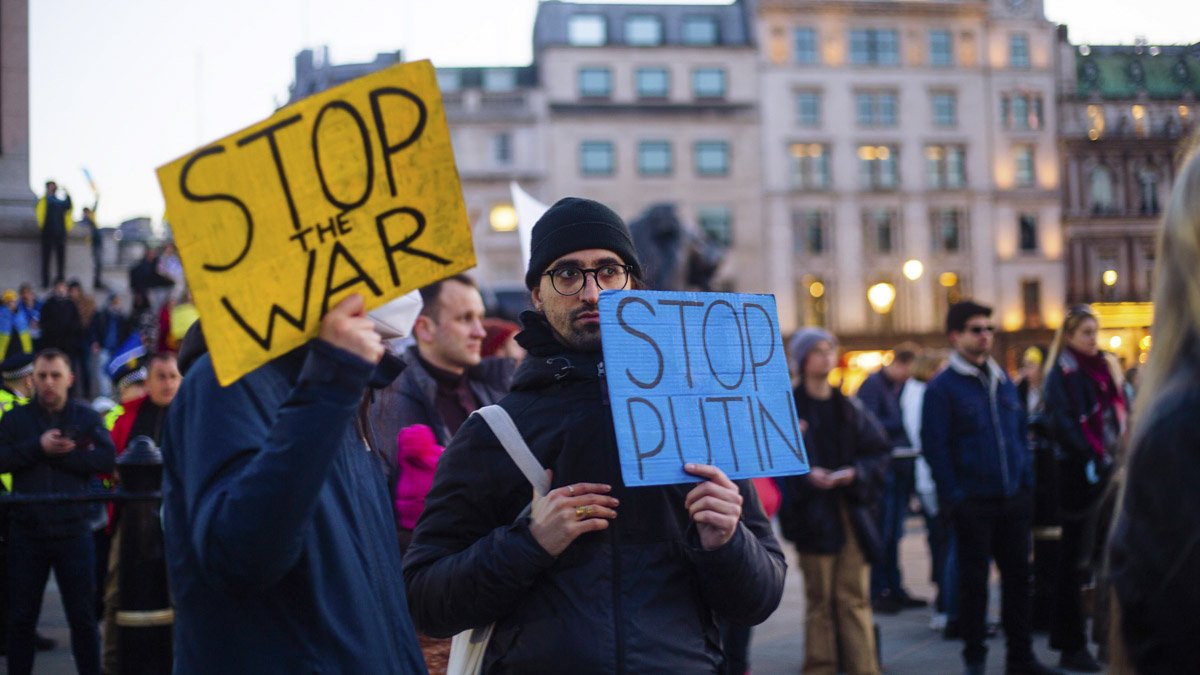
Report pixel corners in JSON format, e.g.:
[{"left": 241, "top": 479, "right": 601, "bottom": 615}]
[{"left": 542, "top": 264, "right": 632, "bottom": 296}]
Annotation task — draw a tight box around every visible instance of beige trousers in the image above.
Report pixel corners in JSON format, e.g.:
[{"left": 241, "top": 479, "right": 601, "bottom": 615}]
[{"left": 797, "top": 504, "right": 880, "bottom": 675}]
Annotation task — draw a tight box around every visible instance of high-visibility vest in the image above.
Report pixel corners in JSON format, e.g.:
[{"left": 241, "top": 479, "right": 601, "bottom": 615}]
[{"left": 0, "top": 388, "right": 30, "bottom": 492}]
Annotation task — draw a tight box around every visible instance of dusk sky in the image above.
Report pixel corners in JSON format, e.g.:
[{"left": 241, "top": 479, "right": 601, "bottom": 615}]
[{"left": 27, "top": 0, "right": 1194, "bottom": 226}]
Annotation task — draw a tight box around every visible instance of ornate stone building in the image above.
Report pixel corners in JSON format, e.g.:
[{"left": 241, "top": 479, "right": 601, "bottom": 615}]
[{"left": 1057, "top": 34, "right": 1198, "bottom": 364}]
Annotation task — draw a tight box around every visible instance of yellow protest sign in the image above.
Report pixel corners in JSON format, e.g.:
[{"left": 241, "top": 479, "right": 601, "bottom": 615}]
[{"left": 157, "top": 60, "right": 474, "bottom": 385}]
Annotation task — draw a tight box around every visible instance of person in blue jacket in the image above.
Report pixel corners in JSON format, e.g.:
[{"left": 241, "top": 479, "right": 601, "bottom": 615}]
[
  {"left": 922, "top": 300, "right": 1056, "bottom": 675},
  {"left": 160, "top": 294, "right": 426, "bottom": 674}
]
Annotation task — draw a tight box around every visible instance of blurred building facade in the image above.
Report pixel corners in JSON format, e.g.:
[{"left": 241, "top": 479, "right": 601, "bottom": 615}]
[{"left": 1057, "top": 34, "right": 1198, "bottom": 364}]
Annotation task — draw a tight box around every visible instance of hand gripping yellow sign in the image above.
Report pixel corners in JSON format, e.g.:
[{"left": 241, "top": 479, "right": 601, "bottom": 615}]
[{"left": 157, "top": 60, "right": 474, "bottom": 385}]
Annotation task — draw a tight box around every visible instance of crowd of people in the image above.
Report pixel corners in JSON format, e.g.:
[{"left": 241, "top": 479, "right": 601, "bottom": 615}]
[{"left": 1, "top": 143, "right": 1199, "bottom": 675}]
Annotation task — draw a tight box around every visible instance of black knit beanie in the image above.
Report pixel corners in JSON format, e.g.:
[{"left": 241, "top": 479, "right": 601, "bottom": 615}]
[{"left": 524, "top": 197, "right": 642, "bottom": 289}]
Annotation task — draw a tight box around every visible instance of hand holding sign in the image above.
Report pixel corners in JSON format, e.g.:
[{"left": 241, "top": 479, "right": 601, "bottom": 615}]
[
  {"left": 319, "top": 294, "right": 384, "bottom": 364},
  {"left": 683, "top": 463, "right": 743, "bottom": 550}
]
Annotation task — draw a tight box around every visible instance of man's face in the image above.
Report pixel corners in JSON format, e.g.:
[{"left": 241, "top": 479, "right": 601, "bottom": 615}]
[
  {"left": 531, "top": 248, "right": 624, "bottom": 352},
  {"left": 803, "top": 340, "right": 838, "bottom": 381},
  {"left": 33, "top": 356, "right": 73, "bottom": 411},
  {"left": 52, "top": 282, "right": 67, "bottom": 297},
  {"left": 147, "top": 358, "right": 181, "bottom": 407},
  {"left": 19, "top": 287, "right": 34, "bottom": 304},
  {"left": 46, "top": 182, "right": 57, "bottom": 195},
  {"left": 950, "top": 315, "right": 995, "bottom": 362},
  {"left": 415, "top": 280, "right": 487, "bottom": 373},
  {"left": 887, "top": 359, "right": 914, "bottom": 382}
]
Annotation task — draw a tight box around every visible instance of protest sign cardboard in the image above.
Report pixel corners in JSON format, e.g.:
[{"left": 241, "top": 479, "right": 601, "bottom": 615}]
[
  {"left": 157, "top": 60, "right": 474, "bottom": 385},
  {"left": 599, "top": 290, "right": 809, "bottom": 487}
]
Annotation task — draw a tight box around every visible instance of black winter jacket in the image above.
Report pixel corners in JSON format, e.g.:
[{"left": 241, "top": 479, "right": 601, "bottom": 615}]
[
  {"left": 403, "top": 313, "right": 786, "bottom": 673},
  {"left": 1041, "top": 350, "right": 1120, "bottom": 513},
  {"left": 1109, "top": 355, "right": 1200, "bottom": 674},
  {"left": 0, "top": 397, "right": 115, "bottom": 538},
  {"left": 778, "top": 386, "right": 890, "bottom": 563}
]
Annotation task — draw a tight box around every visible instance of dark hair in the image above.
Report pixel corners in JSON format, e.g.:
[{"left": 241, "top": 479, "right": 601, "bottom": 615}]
[
  {"left": 891, "top": 341, "right": 921, "bottom": 365},
  {"left": 945, "top": 300, "right": 992, "bottom": 334},
  {"left": 418, "top": 274, "right": 477, "bottom": 320},
  {"left": 147, "top": 352, "right": 178, "bottom": 368},
  {"left": 34, "top": 348, "right": 72, "bottom": 369}
]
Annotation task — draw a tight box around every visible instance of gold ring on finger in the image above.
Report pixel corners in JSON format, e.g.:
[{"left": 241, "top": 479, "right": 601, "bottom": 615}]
[{"left": 575, "top": 505, "right": 587, "bottom": 519}]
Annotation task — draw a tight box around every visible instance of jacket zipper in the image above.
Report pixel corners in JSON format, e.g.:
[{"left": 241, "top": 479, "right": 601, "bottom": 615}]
[
  {"left": 983, "top": 372, "right": 1011, "bottom": 493},
  {"left": 598, "top": 361, "right": 610, "bottom": 407},
  {"left": 600, "top": 360, "right": 623, "bottom": 671}
]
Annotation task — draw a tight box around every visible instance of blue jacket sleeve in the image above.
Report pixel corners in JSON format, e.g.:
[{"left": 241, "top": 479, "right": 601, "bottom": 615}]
[
  {"left": 921, "top": 380, "right": 963, "bottom": 508},
  {"left": 687, "top": 479, "right": 787, "bottom": 626},
  {"left": 172, "top": 341, "right": 373, "bottom": 591}
]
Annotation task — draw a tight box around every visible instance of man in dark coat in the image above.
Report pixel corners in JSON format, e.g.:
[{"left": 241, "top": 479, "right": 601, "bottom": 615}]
[
  {"left": 365, "top": 274, "right": 513, "bottom": 542},
  {"left": 780, "top": 328, "right": 890, "bottom": 674},
  {"left": 160, "top": 295, "right": 426, "bottom": 674},
  {"left": 404, "top": 197, "right": 786, "bottom": 673},
  {"left": 0, "top": 349, "right": 115, "bottom": 675},
  {"left": 36, "top": 181, "right": 73, "bottom": 288},
  {"left": 923, "top": 301, "right": 1055, "bottom": 675}
]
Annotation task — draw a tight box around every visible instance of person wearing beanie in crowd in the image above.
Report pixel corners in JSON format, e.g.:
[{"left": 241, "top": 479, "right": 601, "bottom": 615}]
[
  {"left": 922, "top": 301, "right": 1056, "bottom": 675},
  {"left": 778, "top": 328, "right": 890, "bottom": 675},
  {"left": 404, "top": 196, "right": 785, "bottom": 672}
]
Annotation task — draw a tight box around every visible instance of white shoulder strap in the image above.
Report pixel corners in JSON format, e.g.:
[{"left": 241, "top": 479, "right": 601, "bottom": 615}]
[{"left": 473, "top": 405, "right": 550, "bottom": 497}]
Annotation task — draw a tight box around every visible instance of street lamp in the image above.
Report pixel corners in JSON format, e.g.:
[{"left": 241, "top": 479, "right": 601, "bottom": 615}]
[
  {"left": 489, "top": 204, "right": 518, "bottom": 232},
  {"left": 902, "top": 259, "right": 924, "bottom": 281},
  {"left": 1102, "top": 269, "right": 1118, "bottom": 287},
  {"left": 867, "top": 282, "right": 896, "bottom": 315}
]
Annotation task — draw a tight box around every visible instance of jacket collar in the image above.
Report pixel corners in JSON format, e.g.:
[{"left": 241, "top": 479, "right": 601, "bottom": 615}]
[{"left": 947, "top": 351, "right": 1005, "bottom": 388}]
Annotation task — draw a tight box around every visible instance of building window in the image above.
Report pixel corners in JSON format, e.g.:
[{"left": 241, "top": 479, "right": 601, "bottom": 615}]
[
  {"left": 1131, "top": 104, "right": 1148, "bottom": 137},
  {"left": 794, "top": 28, "right": 819, "bottom": 65},
  {"left": 856, "top": 91, "right": 898, "bottom": 127},
  {"left": 929, "top": 30, "right": 953, "bottom": 67},
  {"left": 858, "top": 145, "right": 899, "bottom": 190},
  {"left": 1014, "top": 145, "right": 1036, "bottom": 187},
  {"left": 625, "top": 15, "right": 663, "bottom": 46},
  {"left": 926, "top": 145, "right": 966, "bottom": 189},
  {"left": 1009, "top": 32, "right": 1030, "bottom": 69},
  {"left": 798, "top": 275, "right": 829, "bottom": 327},
  {"left": 1022, "top": 279, "right": 1043, "bottom": 328},
  {"left": 1086, "top": 104, "right": 1106, "bottom": 140},
  {"left": 437, "top": 70, "right": 461, "bottom": 93},
  {"left": 637, "top": 141, "right": 672, "bottom": 176},
  {"left": 1018, "top": 213, "right": 1038, "bottom": 252},
  {"left": 692, "top": 68, "right": 727, "bottom": 99},
  {"left": 483, "top": 69, "right": 517, "bottom": 92},
  {"left": 492, "top": 132, "right": 512, "bottom": 165},
  {"left": 578, "top": 68, "right": 612, "bottom": 98},
  {"left": 697, "top": 206, "right": 733, "bottom": 246},
  {"left": 864, "top": 208, "right": 898, "bottom": 254},
  {"left": 932, "top": 91, "right": 957, "bottom": 127},
  {"left": 788, "top": 143, "right": 830, "bottom": 190},
  {"left": 635, "top": 68, "right": 669, "bottom": 98},
  {"left": 568, "top": 14, "right": 607, "bottom": 46},
  {"left": 682, "top": 15, "right": 719, "bottom": 45},
  {"left": 695, "top": 141, "right": 729, "bottom": 176},
  {"left": 796, "top": 91, "right": 821, "bottom": 127},
  {"left": 1137, "top": 166, "right": 1160, "bottom": 215},
  {"left": 793, "top": 210, "right": 828, "bottom": 255},
  {"left": 1003, "top": 92, "right": 1044, "bottom": 130},
  {"left": 1088, "top": 166, "right": 1114, "bottom": 213},
  {"left": 580, "top": 141, "right": 614, "bottom": 176},
  {"left": 930, "top": 209, "right": 964, "bottom": 252},
  {"left": 849, "top": 29, "right": 900, "bottom": 66}
]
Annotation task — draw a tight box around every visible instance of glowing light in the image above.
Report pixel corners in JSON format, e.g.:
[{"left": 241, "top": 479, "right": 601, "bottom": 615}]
[
  {"left": 1139, "top": 352, "right": 1148, "bottom": 364},
  {"left": 903, "top": 259, "right": 925, "bottom": 281},
  {"left": 489, "top": 204, "right": 518, "bottom": 232},
  {"left": 939, "top": 272, "right": 958, "bottom": 287},
  {"left": 1102, "top": 269, "right": 1118, "bottom": 286},
  {"left": 867, "top": 282, "right": 896, "bottom": 314},
  {"left": 1139, "top": 335, "right": 1152, "bottom": 351},
  {"left": 1109, "top": 335, "right": 1123, "bottom": 350},
  {"left": 809, "top": 281, "right": 825, "bottom": 298}
]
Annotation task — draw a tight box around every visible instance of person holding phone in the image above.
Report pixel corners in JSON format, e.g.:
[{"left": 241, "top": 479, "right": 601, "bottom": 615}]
[
  {"left": 778, "top": 328, "right": 890, "bottom": 675},
  {"left": 0, "top": 348, "right": 115, "bottom": 675}
]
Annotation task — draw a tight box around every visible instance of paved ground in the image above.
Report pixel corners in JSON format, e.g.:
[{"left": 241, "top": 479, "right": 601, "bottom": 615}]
[{"left": 11, "top": 518, "right": 1062, "bottom": 674}]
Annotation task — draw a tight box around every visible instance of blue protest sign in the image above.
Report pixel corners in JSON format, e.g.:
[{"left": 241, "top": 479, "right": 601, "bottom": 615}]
[{"left": 599, "top": 289, "right": 809, "bottom": 487}]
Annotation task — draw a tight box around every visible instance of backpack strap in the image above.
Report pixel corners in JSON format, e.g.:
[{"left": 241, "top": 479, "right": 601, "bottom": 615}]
[{"left": 473, "top": 405, "right": 550, "bottom": 497}]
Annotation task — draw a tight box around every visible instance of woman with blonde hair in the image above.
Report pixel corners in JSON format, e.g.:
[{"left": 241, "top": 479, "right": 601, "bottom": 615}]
[
  {"left": 1108, "top": 139, "right": 1200, "bottom": 671},
  {"left": 1041, "top": 304, "right": 1126, "bottom": 672}
]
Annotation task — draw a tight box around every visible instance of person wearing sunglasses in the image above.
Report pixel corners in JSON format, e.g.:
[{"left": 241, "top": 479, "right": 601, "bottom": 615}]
[{"left": 922, "top": 301, "right": 1054, "bottom": 675}]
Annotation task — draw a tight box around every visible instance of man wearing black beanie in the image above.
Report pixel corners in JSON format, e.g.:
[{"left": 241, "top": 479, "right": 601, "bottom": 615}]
[{"left": 405, "top": 196, "right": 786, "bottom": 672}]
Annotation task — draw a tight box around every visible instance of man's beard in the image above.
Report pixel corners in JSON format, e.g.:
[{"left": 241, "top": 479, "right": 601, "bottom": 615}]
[{"left": 551, "top": 305, "right": 603, "bottom": 352}]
